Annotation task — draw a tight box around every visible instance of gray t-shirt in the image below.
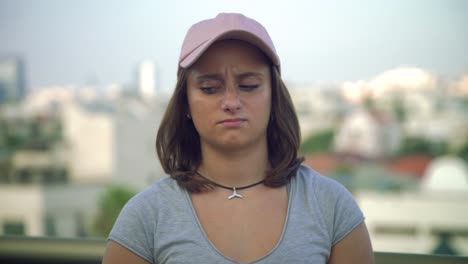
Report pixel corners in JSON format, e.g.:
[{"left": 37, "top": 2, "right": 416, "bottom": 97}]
[{"left": 108, "top": 165, "right": 364, "bottom": 263}]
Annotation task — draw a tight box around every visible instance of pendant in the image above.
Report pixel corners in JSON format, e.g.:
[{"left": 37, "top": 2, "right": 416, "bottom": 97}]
[{"left": 228, "top": 187, "right": 243, "bottom": 200}]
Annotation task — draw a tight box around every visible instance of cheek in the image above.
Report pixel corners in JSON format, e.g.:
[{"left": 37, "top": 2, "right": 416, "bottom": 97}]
[
  {"left": 188, "top": 100, "right": 214, "bottom": 133},
  {"left": 189, "top": 104, "right": 205, "bottom": 123},
  {"left": 252, "top": 89, "right": 272, "bottom": 118},
  {"left": 187, "top": 90, "right": 203, "bottom": 116},
  {"left": 188, "top": 92, "right": 215, "bottom": 114}
]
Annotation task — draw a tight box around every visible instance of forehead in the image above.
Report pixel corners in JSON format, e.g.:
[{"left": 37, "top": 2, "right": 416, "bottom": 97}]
[{"left": 189, "top": 39, "right": 270, "bottom": 74}]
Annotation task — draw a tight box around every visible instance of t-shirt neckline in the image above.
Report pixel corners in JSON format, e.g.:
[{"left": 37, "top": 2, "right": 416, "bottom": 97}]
[{"left": 182, "top": 178, "right": 295, "bottom": 263}]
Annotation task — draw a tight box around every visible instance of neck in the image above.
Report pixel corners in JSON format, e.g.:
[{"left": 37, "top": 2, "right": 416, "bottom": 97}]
[{"left": 198, "top": 141, "right": 269, "bottom": 187}]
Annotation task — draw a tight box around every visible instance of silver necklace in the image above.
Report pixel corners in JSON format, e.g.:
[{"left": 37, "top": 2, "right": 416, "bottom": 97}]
[{"left": 196, "top": 172, "right": 265, "bottom": 200}]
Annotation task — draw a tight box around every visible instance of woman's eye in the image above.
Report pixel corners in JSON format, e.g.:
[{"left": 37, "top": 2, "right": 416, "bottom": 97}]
[
  {"left": 200, "top": 87, "right": 218, "bottom": 94},
  {"left": 239, "top": 84, "right": 259, "bottom": 91}
]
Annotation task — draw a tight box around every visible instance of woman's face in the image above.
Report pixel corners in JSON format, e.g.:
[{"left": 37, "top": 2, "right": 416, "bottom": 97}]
[{"left": 187, "top": 39, "right": 272, "bottom": 151}]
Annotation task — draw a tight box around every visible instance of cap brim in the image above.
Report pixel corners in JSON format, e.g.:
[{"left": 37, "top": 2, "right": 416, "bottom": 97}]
[{"left": 179, "top": 37, "right": 217, "bottom": 69}]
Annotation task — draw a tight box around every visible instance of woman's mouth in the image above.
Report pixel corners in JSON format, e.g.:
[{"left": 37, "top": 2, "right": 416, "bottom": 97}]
[{"left": 219, "top": 118, "right": 246, "bottom": 128}]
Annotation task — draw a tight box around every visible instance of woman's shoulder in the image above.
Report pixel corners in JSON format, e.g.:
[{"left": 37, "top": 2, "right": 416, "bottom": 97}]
[
  {"left": 124, "top": 176, "right": 185, "bottom": 211},
  {"left": 293, "top": 164, "right": 358, "bottom": 210},
  {"left": 295, "top": 164, "right": 347, "bottom": 194},
  {"left": 294, "top": 164, "right": 364, "bottom": 244},
  {"left": 147, "top": 176, "right": 183, "bottom": 195}
]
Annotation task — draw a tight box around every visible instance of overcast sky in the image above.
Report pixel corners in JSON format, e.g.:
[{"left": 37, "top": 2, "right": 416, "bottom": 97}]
[{"left": 1, "top": 0, "right": 467, "bottom": 93}]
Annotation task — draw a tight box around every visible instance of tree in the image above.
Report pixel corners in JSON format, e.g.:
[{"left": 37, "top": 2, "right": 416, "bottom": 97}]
[
  {"left": 398, "top": 136, "right": 448, "bottom": 157},
  {"left": 455, "top": 140, "right": 468, "bottom": 162},
  {"left": 300, "top": 130, "right": 335, "bottom": 154},
  {"left": 94, "top": 185, "right": 136, "bottom": 237}
]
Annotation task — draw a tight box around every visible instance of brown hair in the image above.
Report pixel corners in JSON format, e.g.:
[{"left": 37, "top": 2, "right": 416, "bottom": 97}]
[{"left": 156, "top": 65, "right": 303, "bottom": 192}]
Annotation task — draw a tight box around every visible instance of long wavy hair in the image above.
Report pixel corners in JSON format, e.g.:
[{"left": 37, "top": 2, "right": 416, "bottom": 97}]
[{"left": 156, "top": 65, "right": 303, "bottom": 192}]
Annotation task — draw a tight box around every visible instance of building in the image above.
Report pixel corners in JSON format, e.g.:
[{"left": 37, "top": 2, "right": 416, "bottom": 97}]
[
  {"left": 357, "top": 156, "right": 468, "bottom": 255},
  {"left": 289, "top": 85, "right": 345, "bottom": 138},
  {"left": 0, "top": 91, "right": 166, "bottom": 237},
  {"left": 334, "top": 108, "right": 402, "bottom": 159},
  {"left": 62, "top": 103, "right": 114, "bottom": 183},
  {"left": 113, "top": 98, "right": 165, "bottom": 189},
  {"left": 137, "top": 60, "right": 156, "bottom": 99},
  {"left": 0, "top": 57, "right": 26, "bottom": 104}
]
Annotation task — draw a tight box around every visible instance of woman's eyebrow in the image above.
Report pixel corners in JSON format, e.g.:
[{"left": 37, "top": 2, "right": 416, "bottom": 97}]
[
  {"left": 196, "top": 73, "right": 224, "bottom": 81},
  {"left": 196, "top": 72, "right": 263, "bottom": 83},
  {"left": 237, "top": 72, "right": 263, "bottom": 79}
]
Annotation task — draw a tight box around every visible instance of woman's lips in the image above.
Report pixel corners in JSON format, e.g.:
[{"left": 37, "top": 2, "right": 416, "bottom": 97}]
[{"left": 219, "top": 118, "right": 246, "bottom": 128}]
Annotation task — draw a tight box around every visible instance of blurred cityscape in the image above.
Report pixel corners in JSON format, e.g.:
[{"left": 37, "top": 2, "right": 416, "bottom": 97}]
[{"left": 0, "top": 55, "right": 467, "bottom": 256}]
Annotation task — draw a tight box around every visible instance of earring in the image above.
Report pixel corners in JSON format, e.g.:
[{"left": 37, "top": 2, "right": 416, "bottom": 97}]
[{"left": 186, "top": 113, "right": 191, "bottom": 119}]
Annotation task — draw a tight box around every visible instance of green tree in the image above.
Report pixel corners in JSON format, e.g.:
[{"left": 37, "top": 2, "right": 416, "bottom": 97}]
[
  {"left": 455, "top": 140, "right": 468, "bottom": 162},
  {"left": 300, "top": 130, "right": 335, "bottom": 154},
  {"left": 94, "top": 185, "right": 136, "bottom": 237},
  {"left": 398, "top": 137, "right": 448, "bottom": 157}
]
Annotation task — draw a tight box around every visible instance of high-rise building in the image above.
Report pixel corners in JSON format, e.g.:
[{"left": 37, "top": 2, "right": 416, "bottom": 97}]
[
  {"left": 137, "top": 60, "right": 156, "bottom": 98},
  {"left": 0, "top": 56, "right": 26, "bottom": 103}
]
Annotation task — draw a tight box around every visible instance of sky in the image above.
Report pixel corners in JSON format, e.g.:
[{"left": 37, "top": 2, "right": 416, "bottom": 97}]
[{"left": 1, "top": 0, "right": 467, "bottom": 93}]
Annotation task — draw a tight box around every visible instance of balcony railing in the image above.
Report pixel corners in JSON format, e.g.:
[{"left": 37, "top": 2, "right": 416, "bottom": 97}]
[{"left": 1, "top": 236, "right": 467, "bottom": 264}]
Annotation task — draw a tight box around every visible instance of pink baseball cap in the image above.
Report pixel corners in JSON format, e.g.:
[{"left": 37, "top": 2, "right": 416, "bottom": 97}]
[{"left": 178, "top": 13, "right": 280, "bottom": 70}]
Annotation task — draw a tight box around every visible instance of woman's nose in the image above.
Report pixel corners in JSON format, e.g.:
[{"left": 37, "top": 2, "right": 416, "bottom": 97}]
[{"left": 221, "top": 85, "right": 241, "bottom": 112}]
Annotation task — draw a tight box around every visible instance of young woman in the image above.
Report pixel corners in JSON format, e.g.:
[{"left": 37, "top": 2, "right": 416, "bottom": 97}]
[{"left": 103, "top": 13, "right": 374, "bottom": 264}]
